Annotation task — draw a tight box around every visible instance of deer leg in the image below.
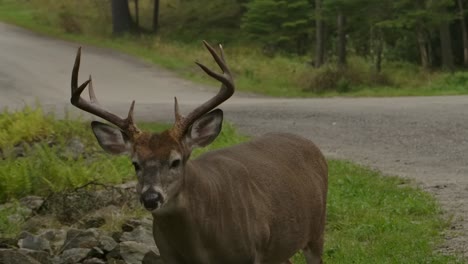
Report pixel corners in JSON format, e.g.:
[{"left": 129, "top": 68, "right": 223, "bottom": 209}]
[{"left": 303, "top": 240, "right": 323, "bottom": 264}]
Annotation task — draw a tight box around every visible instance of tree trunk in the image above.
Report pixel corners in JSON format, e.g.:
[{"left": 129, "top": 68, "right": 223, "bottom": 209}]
[
  {"left": 153, "top": 0, "right": 160, "bottom": 34},
  {"left": 457, "top": 0, "right": 468, "bottom": 67},
  {"left": 337, "top": 11, "right": 346, "bottom": 67},
  {"left": 439, "top": 22, "right": 454, "bottom": 70},
  {"left": 374, "top": 29, "right": 383, "bottom": 73},
  {"left": 417, "top": 29, "right": 430, "bottom": 69},
  {"left": 314, "top": 0, "right": 324, "bottom": 67},
  {"left": 111, "top": 0, "right": 133, "bottom": 34},
  {"left": 134, "top": 0, "right": 139, "bottom": 29}
]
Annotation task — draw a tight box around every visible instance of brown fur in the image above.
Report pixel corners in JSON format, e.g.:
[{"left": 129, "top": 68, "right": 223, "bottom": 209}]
[{"left": 145, "top": 132, "right": 328, "bottom": 264}]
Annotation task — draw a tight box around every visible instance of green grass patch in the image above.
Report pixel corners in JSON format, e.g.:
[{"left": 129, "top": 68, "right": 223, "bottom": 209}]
[
  {"left": 1, "top": 0, "right": 468, "bottom": 97},
  {"left": 0, "top": 106, "right": 461, "bottom": 262}
]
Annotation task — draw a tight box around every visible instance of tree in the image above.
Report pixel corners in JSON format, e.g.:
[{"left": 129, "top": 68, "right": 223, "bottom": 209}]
[
  {"left": 376, "top": 0, "right": 455, "bottom": 69},
  {"left": 111, "top": 0, "right": 134, "bottom": 34},
  {"left": 439, "top": 21, "right": 454, "bottom": 70},
  {"left": 457, "top": 0, "right": 468, "bottom": 67},
  {"left": 315, "top": 0, "right": 325, "bottom": 67},
  {"left": 242, "top": 0, "right": 313, "bottom": 54},
  {"left": 336, "top": 10, "right": 346, "bottom": 67},
  {"left": 153, "top": 0, "right": 160, "bottom": 34}
]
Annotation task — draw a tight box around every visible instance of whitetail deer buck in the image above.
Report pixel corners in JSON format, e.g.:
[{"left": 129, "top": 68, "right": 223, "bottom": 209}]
[{"left": 69, "top": 41, "right": 328, "bottom": 264}]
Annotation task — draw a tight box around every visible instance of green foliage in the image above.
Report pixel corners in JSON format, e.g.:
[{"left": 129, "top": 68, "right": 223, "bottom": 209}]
[
  {"left": 2, "top": 0, "right": 468, "bottom": 97},
  {"left": 0, "top": 106, "right": 247, "bottom": 203},
  {"left": 241, "top": 0, "right": 312, "bottom": 54},
  {"left": 299, "top": 57, "right": 393, "bottom": 93}
]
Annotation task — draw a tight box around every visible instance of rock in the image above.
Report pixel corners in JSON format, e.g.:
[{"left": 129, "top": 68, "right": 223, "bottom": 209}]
[
  {"left": 120, "top": 226, "right": 155, "bottom": 246},
  {"left": 111, "top": 232, "right": 122, "bottom": 243},
  {"left": 18, "top": 231, "right": 51, "bottom": 252},
  {"left": 8, "top": 212, "right": 29, "bottom": 224},
  {"left": 18, "top": 249, "right": 51, "bottom": 264},
  {"left": 121, "top": 217, "right": 152, "bottom": 232},
  {"left": 106, "top": 259, "right": 126, "bottom": 264},
  {"left": 65, "top": 137, "right": 85, "bottom": 159},
  {"left": 60, "top": 248, "right": 91, "bottom": 264},
  {"left": 20, "top": 196, "right": 44, "bottom": 212},
  {"left": 82, "top": 258, "right": 106, "bottom": 264},
  {"left": 119, "top": 241, "right": 156, "bottom": 264},
  {"left": 106, "top": 244, "right": 122, "bottom": 260},
  {"left": 62, "top": 229, "right": 99, "bottom": 250},
  {"left": 98, "top": 235, "right": 117, "bottom": 252},
  {"left": 87, "top": 246, "right": 104, "bottom": 259},
  {"left": 22, "top": 215, "right": 61, "bottom": 233},
  {"left": 142, "top": 250, "right": 164, "bottom": 264},
  {"left": 80, "top": 216, "right": 106, "bottom": 229},
  {"left": 0, "top": 249, "right": 42, "bottom": 264},
  {"left": 0, "top": 237, "right": 17, "bottom": 248},
  {"left": 116, "top": 181, "right": 137, "bottom": 190},
  {"left": 38, "top": 229, "right": 67, "bottom": 254}
]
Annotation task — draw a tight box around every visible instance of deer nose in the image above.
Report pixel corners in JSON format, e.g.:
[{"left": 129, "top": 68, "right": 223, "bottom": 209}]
[{"left": 141, "top": 191, "right": 163, "bottom": 211}]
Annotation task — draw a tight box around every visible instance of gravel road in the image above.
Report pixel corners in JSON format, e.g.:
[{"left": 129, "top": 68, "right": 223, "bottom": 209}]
[{"left": 1, "top": 22, "right": 467, "bottom": 258}]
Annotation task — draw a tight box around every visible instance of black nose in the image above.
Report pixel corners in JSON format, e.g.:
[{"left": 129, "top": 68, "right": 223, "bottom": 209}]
[{"left": 141, "top": 192, "right": 162, "bottom": 210}]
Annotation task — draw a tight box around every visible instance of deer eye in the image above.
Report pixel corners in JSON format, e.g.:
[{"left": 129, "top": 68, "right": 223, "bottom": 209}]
[
  {"left": 170, "top": 159, "right": 181, "bottom": 169},
  {"left": 132, "top": 162, "right": 141, "bottom": 172}
]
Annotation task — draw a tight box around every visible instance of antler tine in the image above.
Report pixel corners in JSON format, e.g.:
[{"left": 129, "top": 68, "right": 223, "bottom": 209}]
[
  {"left": 171, "top": 41, "right": 235, "bottom": 139},
  {"left": 88, "top": 75, "right": 99, "bottom": 104},
  {"left": 70, "top": 47, "right": 140, "bottom": 137}
]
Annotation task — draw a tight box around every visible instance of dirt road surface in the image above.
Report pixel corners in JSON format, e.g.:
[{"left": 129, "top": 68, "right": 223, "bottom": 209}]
[{"left": 1, "top": 22, "right": 467, "bottom": 258}]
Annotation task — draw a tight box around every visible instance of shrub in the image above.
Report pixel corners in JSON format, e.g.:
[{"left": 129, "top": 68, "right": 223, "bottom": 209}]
[{"left": 300, "top": 57, "right": 394, "bottom": 93}]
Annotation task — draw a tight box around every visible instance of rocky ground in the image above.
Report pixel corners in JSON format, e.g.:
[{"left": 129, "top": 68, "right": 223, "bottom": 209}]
[{"left": 0, "top": 182, "right": 162, "bottom": 264}]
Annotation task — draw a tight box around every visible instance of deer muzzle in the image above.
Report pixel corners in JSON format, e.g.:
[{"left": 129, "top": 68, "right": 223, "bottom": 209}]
[{"left": 140, "top": 190, "right": 163, "bottom": 211}]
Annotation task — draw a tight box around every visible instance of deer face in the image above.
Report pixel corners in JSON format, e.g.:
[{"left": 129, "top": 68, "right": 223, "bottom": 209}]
[
  {"left": 90, "top": 109, "right": 223, "bottom": 213},
  {"left": 69, "top": 41, "right": 232, "bottom": 212}
]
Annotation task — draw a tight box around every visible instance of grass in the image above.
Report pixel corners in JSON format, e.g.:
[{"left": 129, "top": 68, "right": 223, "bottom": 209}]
[
  {"left": 1, "top": 0, "right": 468, "bottom": 97},
  {"left": 0, "top": 106, "right": 462, "bottom": 263}
]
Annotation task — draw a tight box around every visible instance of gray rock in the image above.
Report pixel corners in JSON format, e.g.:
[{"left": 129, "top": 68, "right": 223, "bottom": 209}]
[
  {"left": 0, "top": 237, "right": 17, "bottom": 248},
  {"left": 80, "top": 216, "right": 106, "bottom": 229},
  {"left": 119, "top": 241, "right": 156, "bottom": 264},
  {"left": 62, "top": 229, "right": 99, "bottom": 250},
  {"left": 18, "top": 231, "right": 51, "bottom": 252},
  {"left": 60, "top": 248, "right": 91, "bottom": 264},
  {"left": 120, "top": 226, "right": 155, "bottom": 246},
  {"left": 18, "top": 249, "right": 51, "bottom": 264},
  {"left": 121, "top": 217, "right": 152, "bottom": 232},
  {"left": 106, "top": 244, "right": 122, "bottom": 261},
  {"left": 82, "top": 258, "right": 105, "bottom": 264},
  {"left": 106, "top": 259, "right": 126, "bottom": 264},
  {"left": 87, "top": 246, "right": 104, "bottom": 259},
  {"left": 20, "top": 196, "right": 45, "bottom": 212},
  {"left": 142, "top": 250, "right": 164, "bottom": 264},
  {"left": 22, "top": 215, "right": 60, "bottom": 233},
  {"left": 98, "top": 235, "right": 117, "bottom": 252},
  {"left": 0, "top": 249, "right": 42, "bottom": 264},
  {"left": 65, "top": 137, "right": 85, "bottom": 159},
  {"left": 38, "top": 229, "right": 66, "bottom": 254}
]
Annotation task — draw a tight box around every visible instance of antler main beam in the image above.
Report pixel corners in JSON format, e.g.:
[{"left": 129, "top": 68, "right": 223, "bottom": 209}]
[
  {"left": 171, "top": 41, "right": 235, "bottom": 139},
  {"left": 70, "top": 47, "right": 140, "bottom": 137}
]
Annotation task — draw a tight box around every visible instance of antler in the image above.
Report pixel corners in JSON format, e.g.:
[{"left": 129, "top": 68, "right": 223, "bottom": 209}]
[
  {"left": 170, "top": 40, "right": 235, "bottom": 139},
  {"left": 70, "top": 47, "right": 141, "bottom": 138}
]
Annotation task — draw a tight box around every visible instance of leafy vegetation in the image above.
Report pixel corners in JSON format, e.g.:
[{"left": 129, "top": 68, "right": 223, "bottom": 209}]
[
  {"left": 0, "top": 0, "right": 468, "bottom": 96},
  {"left": 0, "top": 106, "right": 461, "bottom": 262},
  {"left": 0, "top": 106, "right": 244, "bottom": 203}
]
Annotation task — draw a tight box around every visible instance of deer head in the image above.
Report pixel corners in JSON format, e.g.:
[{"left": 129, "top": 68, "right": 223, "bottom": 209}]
[{"left": 70, "top": 41, "right": 234, "bottom": 212}]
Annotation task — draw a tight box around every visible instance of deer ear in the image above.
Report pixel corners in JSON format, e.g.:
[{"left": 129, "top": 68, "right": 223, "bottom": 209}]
[
  {"left": 185, "top": 109, "right": 223, "bottom": 149},
  {"left": 91, "top": 121, "right": 131, "bottom": 155}
]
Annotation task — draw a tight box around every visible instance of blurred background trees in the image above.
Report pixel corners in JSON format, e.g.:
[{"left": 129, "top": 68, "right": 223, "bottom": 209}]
[{"left": 21, "top": 0, "right": 468, "bottom": 94}]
